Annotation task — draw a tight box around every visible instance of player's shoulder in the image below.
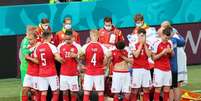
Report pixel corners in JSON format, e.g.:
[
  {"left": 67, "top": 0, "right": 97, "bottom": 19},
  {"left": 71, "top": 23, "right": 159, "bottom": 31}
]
[{"left": 57, "top": 42, "right": 66, "bottom": 49}]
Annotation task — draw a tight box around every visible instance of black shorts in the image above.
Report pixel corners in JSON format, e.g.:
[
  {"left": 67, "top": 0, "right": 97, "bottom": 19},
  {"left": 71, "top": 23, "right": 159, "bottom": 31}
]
[{"left": 171, "top": 71, "right": 178, "bottom": 88}]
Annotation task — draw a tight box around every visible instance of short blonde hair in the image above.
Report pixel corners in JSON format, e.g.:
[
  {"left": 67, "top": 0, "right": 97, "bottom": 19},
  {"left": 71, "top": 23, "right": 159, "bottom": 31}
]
[{"left": 90, "top": 30, "right": 99, "bottom": 39}]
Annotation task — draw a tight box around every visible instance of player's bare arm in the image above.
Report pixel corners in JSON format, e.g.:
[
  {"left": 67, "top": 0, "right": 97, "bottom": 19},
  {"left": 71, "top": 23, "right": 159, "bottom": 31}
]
[
  {"left": 133, "top": 43, "right": 143, "bottom": 58},
  {"left": 25, "top": 55, "right": 39, "bottom": 64},
  {"left": 144, "top": 44, "right": 152, "bottom": 57},
  {"left": 54, "top": 53, "right": 65, "bottom": 64},
  {"left": 152, "top": 49, "right": 168, "bottom": 60}
]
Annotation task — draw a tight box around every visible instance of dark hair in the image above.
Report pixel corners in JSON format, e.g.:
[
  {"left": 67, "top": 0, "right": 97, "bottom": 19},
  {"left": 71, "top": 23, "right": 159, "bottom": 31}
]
[
  {"left": 134, "top": 13, "right": 144, "bottom": 22},
  {"left": 104, "top": 17, "right": 112, "bottom": 23},
  {"left": 63, "top": 17, "right": 71, "bottom": 23},
  {"left": 137, "top": 28, "right": 146, "bottom": 35},
  {"left": 41, "top": 18, "right": 49, "bottom": 24},
  {"left": 162, "top": 26, "right": 172, "bottom": 36},
  {"left": 65, "top": 30, "right": 73, "bottom": 36},
  {"left": 42, "top": 31, "right": 51, "bottom": 39},
  {"left": 116, "top": 41, "right": 125, "bottom": 50}
]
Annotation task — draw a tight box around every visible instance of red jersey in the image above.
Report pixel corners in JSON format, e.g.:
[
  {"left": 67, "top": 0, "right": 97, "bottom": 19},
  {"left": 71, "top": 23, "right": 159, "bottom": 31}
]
[
  {"left": 82, "top": 42, "right": 108, "bottom": 75},
  {"left": 58, "top": 42, "right": 81, "bottom": 76},
  {"left": 152, "top": 40, "right": 173, "bottom": 71},
  {"left": 111, "top": 49, "right": 128, "bottom": 72},
  {"left": 132, "top": 43, "right": 150, "bottom": 69},
  {"left": 27, "top": 49, "right": 39, "bottom": 76},
  {"left": 35, "top": 42, "right": 58, "bottom": 77},
  {"left": 98, "top": 26, "right": 124, "bottom": 45}
]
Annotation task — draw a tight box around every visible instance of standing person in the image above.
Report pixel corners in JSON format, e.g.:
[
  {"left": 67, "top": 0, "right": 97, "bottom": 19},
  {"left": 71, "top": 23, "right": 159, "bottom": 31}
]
[
  {"left": 19, "top": 26, "right": 38, "bottom": 83},
  {"left": 130, "top": 28, "right": 152, "bottom": 101},
  {"left": 110, "top": 41, "right": 132, "bottom": 101},
  {"left": 35, "top": 31, "right": 64, "bottom": 101},
  {"left": 58, "top": 30, "right": 82, "bottom": 101},
  {"left": 132, "top": 13, "right": 149, "bottom": 35},
  {"left": 98, "top": 17, "right": 124, "bottom": 97},
  {"left": 22, "top": 29, "right": 40, "bottom": 101},
  {"left": 152, "top": 27, "right": 174, "bottom": 101},
  {"left": 36, "top": 18, "right": 51, "bottom": 42},
  {"left": 98, "top": 16, "right": 124, "bottom": 50},
  {"left": 56, "top": 17, "right": 80, "bottom": 45},
  {"left": 81, "top": 30, "right": 109, "bottom": 101}
]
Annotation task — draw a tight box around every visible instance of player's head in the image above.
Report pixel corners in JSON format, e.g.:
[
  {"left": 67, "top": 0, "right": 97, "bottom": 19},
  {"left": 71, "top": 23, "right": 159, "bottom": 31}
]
[
  {"left": 40, "top": 18, "right": 49, "bottom": 31},
  {"left": 134, "top": 13, "right": 144, "bottom": 27},
  {"left": 65, "top": 30, "right": 73, "bottom": 44},
  {"left": 137, "top": 28, "right": 146, "bottom": 42},
  {"left": 63, "top": 17, "right": 72, "bottom": 30},
  {"left": 42, "top": 31, "right": 52, "bottom": 42},
  {"left": 116, "top": 41, "right": 125, "bottom": 50},
  {"left": 104, "top": 17, "right": 113, "bottom": 31},
  {"left": 161, "top": 21, "right": 171, "bottom": 28},
  {"left": 27, "top": 26, "right": 37, "bottom": 45},
  {"left": 162, "top": 26, "right": 172, "bottom": 41},
  {"left": 89, "top": 30, "right": 99, "bottom": 42}
]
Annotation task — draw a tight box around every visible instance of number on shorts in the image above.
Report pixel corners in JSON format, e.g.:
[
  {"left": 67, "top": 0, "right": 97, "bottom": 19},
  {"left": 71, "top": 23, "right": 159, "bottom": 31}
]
[
  {"left": 40, "top": 53, "right": 47, "bottom": 66},
  {"left": 91, "top": 53, "right": 97, "bottom": 66}
]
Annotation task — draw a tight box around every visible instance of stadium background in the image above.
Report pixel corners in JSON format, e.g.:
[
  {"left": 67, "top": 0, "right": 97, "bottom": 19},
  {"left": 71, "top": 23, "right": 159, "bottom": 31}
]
[{"left": 0, "top": 0, "right": 200, "bottom": 100}]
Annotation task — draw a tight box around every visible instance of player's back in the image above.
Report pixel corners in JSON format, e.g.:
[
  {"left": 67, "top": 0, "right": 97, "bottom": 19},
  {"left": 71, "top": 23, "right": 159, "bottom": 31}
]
[
  {"left": 36, "top": 42, "right": 57, "bottom": 76},
  {"left": 83, "top": 42, "right": 105, "bottom": 75}
]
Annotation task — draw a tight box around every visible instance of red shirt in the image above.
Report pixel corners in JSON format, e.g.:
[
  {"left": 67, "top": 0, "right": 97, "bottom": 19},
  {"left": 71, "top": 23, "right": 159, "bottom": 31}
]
[
  {"left": 56, "top": 30, "right": 81, "bottom": 45},
  {"left": 35, "top": 26, "right": 51, "bottom": 42},
  {"left": 35, "top": 42, "right": 58, "bottom": 77},
  {"left": 58, "top": 42, "right": 80, "bottom": 76},
  {"left": 132, "top": 43, "right": 150, "bottom": 69},
  {"left": 82, "top": 42, "right": 108, "bottom": 75},
  {"left": 27, "top": 50, "right": 39, "bottom": 76},
  {"left": 152, "top": 40, "right": 173, "bottom": 71},
  {"left": 98, "top": 26, "right": 124, "bottom": 45},
  {"left": 111, "top": 49, "right": 128, "bottom": 72}
]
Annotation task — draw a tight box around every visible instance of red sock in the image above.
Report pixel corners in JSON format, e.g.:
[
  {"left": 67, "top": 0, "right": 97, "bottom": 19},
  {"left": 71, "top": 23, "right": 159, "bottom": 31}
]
[
  {"left": 98, "top": 95, "right": 104, "bottom": 101},
  {"left": 34, "top": 91, "right": 40, "bottom": 101},
  {"left": 154, "top": 92, "right": 160, "bottom": 101},
  {"left": 83, "top": 94, "right": 89, "bottom": 101},
  {"left": 143, "top": 92, "right": 150, "bottom": 101},
  {"left": 63, "top": 95, "right": 69, "bottom": 101},
  {"left": 71, "top": 95, "right": 77, "bottom": 101},
  {"left": 123, "top": 97, "right": 129, "bottom": 101},
  {"left": 130, "top": 94, "right": 137, "bottom": 101},
  {"left": 52, "top": 93, "right": 59, "bottom": 101},
  {"left": 41, "top": 95, "right": 46, "bottom": 101},
  {"left": 22, "top": 96, "right": 28, "bottom": 101},
  {"left": 163, "top": 92, "right": 169, "bottom": 101},
  {"left": 113, "top": 95, "right": 119, "bottom": 101}
]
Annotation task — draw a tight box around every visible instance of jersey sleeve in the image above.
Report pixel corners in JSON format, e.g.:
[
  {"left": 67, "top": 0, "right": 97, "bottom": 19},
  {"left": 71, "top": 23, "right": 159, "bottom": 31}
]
[
  {"left": 21, "top": 38, "right": 31, "bottom": 56},
  {"left": 48, "top": 43, "right": 58, "bottom": 54}
]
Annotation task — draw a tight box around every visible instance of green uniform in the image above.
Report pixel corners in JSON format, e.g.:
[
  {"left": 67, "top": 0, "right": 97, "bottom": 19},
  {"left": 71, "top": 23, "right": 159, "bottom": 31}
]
[{"left": 19, "top": 37, "right": 31, "bottom": 83}]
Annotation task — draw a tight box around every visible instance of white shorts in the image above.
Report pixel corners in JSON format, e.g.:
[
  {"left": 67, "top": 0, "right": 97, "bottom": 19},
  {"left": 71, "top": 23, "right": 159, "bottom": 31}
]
[
  {"left": 38, "top": 75, "right": 59, "bottom": 91},
  {"left": 153, "top": 69, "right": 172, "bottom": 87},
  {"left": 83, "top": 74, "right": 104, "bottom": 91},
  {"left": 23, "top": 74, "right": 38, "bottom": 90},
  {"left": 60, "top": 75, "right": 79, "bottom": 91},
  {"left": 131, "top": 68, "right": 152, "bottom": 88},
  {"left": 111, "top": 72, "right": 131, "bottom": 93}
]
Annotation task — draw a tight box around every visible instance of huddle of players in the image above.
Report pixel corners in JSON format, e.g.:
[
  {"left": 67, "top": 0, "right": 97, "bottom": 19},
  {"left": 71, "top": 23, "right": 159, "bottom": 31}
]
[{"left": 21, "top": 14, "right": 182, "bottom": 101}]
